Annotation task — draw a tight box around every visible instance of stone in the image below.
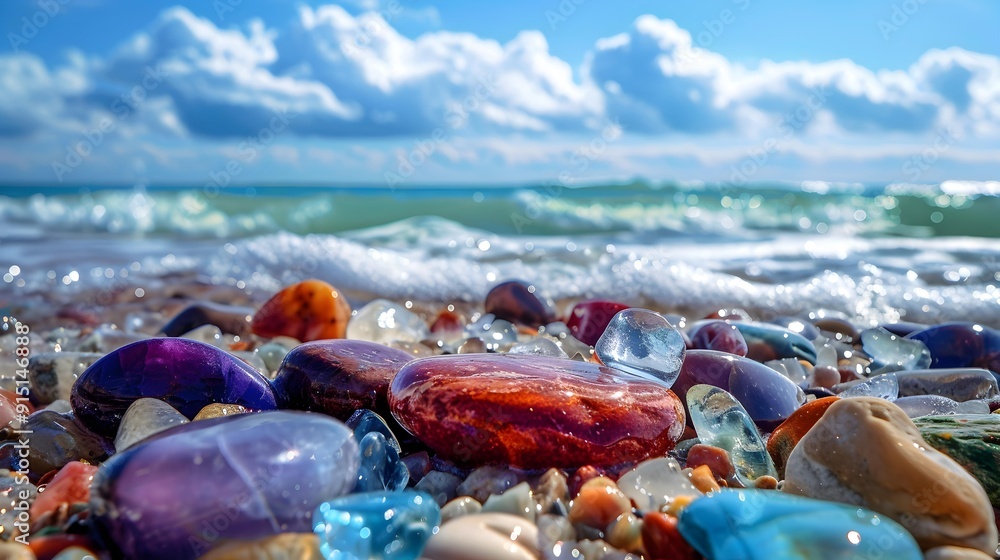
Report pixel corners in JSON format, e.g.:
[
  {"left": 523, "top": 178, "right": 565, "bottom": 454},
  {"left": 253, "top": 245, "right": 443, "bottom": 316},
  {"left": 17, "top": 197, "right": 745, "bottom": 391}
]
[
  {"left": 200, "top": 533, "right": 323, "bottom": 560},
  {"left": 113, "top": 398, "right": 189, "bottom": 451},
  {"left": 0, "top": 543, "right": 34, "bottom": 560},
  {"left": 862, "top": 327, "right": 932, "bottom": 373},
  {"left": 770, "top": 317, "right": 821, "bottom": 340},
  {"left": 642, "top": 512, "right": 698, "bottom": 560},
  {"left": 71, "top": 338, "right": 277, "bottom": 438},
  {"left": 346, "top": 409, "right": 402, "bottom": 453},
  {"left": 482, "top": 481, "right": 535, "bottom": 521},
  {"left": 673, "top": 350, "right": 804, "bottom": 430},
  {"left": 193, "top": 403, "right": 249, "bottom": 421},
  {"left": 466, "top": 316, "right": 518, "bottom": 352},
  {"left": 314, "top": 491, "right": 440, "bottom": 560},
  {"left": 533, "top": 468, "right": 569, "bottom": 515},
  {"left": 924, "top": 546, "right": 996, "bottom": 560},
  {"left": 783, "top": 397, "right": 998, "bottom": 553},
  {"left": 256, "top": 342, "right": 292, "bottom": 376},
  {"left": 415, "top": 471, "right": 463, "bottom": 507},
  {"left": 355, "top": 432, "right": 409, "bottom": 492},
  {"left": 565, "top": 300, "right": 630, "bottom": 347},
  {"left": 914, "top": 414, "right": 1000, "bottom": 508},
  {"left": 732, "top": 322, "right": 817, "bottom": 364},
  {"left": 686, "top": 385, "right": 778, "bottom": 487},
  {"left": 0, "top": 390, "right": 20, "bottom": 429},
  {"left": 765, "top": 396, "right": 838, "bottom": 477},
  {"left": 28, "top": 352, "right": 102, "bottom": 405},
  {"left": 508, "top": 338, "right": 568, "bottom": 358},
  {"left": 347, "top": 299, "right": 430, "bottom": 346},
  {"left": 685, "top": 443, "right": 736, "bottom": 480},
  {"left": 688, "top": 320, "right": 748, "bottom": 357},
  {"left": 273, "top": 340, "right": 414, "bottom": 421},
  {"left": 25, "top": 535, "right": 97, "bottom": 558},
  {"left": 74, "top": 327, "right": 149, "bottom": 353},
  {"left": 567, "top": 477, "right": 631, "bottom": 529},
  {"left": 389, "top": 354, "right": 685, "bottom": 469},
  {"left": 618, "top": 458, "right": 700, "bottom": 513},
  {"left": 838, "top": 372, "right": 899, "bottom": 401},
  {"left": 0, "top": 470, "right": 37, "bottom": 539},
  {"left": 251, "top": 279, "right": 351, "bottom": 342},
  {"left": 180, "top": 324, "right": 225, "bottom": 347},
  {"left": 0, "top": 410, "right": 111, "bottom": 481},
  {"left": 422, "top": 513, "right": 539, "bottom": 560},
  {"left": 90, "top": 411, "right": 359, "bottom": 560},
  {"left": 688, "top": 465, "right": 721, "bottom": 493},
  {"left": 440, "top": 496, "right": 482, "bottom": 523},
  {"left": 604, "top": 513, "right": 643, "bottom": 553},
  {"left": 161, "top": 301, "right": 254, "bottom": 338},
  {"left": 896, "top": 369, "right": 999, "bottom": 402},
  {"left": 52, "top": 547, "right": 100, "bottom": 560},
  {"left": 484, "top": 280, "right": 556, "bottom": 329},
  {"left": 595, "top": 308, "right": 685, "bottom": 388},
  {"left": 894, "top": 395, "right": 989, "bottom": 418},
  {"left": 678, "top": 489, "right": 923, "bottom": 560},
  {"left": 28, "top": 461, "right": 97, "bottom": 527},
  {"left": 456, "top": 466, "right": 521, "bottom": 503},
  {"left": 906, "top": 322, "right": 1000, "bottom": 373}
]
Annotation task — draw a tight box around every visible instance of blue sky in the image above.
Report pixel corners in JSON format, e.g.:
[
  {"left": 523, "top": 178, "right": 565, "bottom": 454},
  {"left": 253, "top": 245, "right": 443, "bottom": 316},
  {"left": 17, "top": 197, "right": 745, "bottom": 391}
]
[{"left": 1, "top": 0, "right": 999, "bottom": 187}]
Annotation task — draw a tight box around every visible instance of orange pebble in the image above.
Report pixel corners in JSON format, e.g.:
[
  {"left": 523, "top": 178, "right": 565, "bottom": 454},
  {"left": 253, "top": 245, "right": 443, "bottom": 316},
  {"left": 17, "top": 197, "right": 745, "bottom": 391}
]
[
  {"left": 688, "top": 465, "right": 721, "bottom": 493},
  {"left": 250, "top": 279, "right": 351, "bottom": 342},
  {"left": 766, "top": 396, "right": 838, "bottom": 477},
  {"left": 568, "top": 476, "right": 632, "bottom": 529},
  {"left": 686, "top": 443, "right": 735, "bottom": 480},
  {"left": 29, "top": 461, "right": 98, "bottom": 524},
  {"left": 641, "top": 512, "right": 699, "bottom": 560}
]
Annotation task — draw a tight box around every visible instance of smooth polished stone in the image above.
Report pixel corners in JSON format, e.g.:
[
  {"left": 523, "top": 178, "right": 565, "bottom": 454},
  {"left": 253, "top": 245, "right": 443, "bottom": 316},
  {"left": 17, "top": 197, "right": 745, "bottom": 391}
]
[
  {"left": 678, "top": 490, "right": 923, "bottom": 560},
  {"left": 455, "top": 466, "right": 520, "bottom": 503},
  {"left": 568, "top": 477, "right": 631, "bottom": 529},
  {"left": 906, "top": 323, "right": 1000, "bottom": 372},
  {"left": 465, "top": 316, "right": 518, "bottom": 352},
  {"left": 688, "top": 320, "right": 749, "bottom": 357},
  {"left": 0, "top": 543, "right": 34, "bottom": 560},
  {"left": 199, "top": 533, "right": 323, "bottom": 560},
  {"left": 90, "top": 411, "right": 359, "bottom": 560},
  {"left": 595, "top": 309, "right": 685, "bottom": 388},
  {"left": 355, "top": 432, "right": 409, "bottom": 493},
  {"left": 3, "top": 410, "right": 111, "bottom": 481},
  {"left": 481, "top": 481, "right": 535, "bottom": 522},
  {"left": 642, "top": 512, "right": 699, "bottom": 560},
  {"left": 484, "top": 281, "right": 556, "bottom": 329},
  {"left": 421, "top": 513, "right": 539, "bottom": 560},
  {"left": 914, "top": 414, "right": 1000, "bottom": 508},
  {"left": 783, "top": 398, "right": 997, "bottom": 553},
  {"left": 838, "top": 372, "right": 898, "bottom": 401},
  {"left": 895, "top": 369, "right": 999, "bottom": 402},
  {"left": 861, "top": 327, "right": 931, "bottom": 373},
  {"left": 765, "top": 397, "right": 838, "bottom": 477},
  {"left": 113, "top": 398, "right": 189, "bottom": 451},
  {"left": 71, "top": 338, "right": 277, "bottom": 438},
  {"left": 566, "top": 300, "right": 630, "bottom": 347},
  {"left": 686, "top": 385, "right": 777, "bottom": 487},
  {"left": 508, "top": 338, "right": 568, "bottom": 358},
  {"left": 193, "top": 403, "right": 249, "bottom": 421},
  {"left": 28, "top": 352, "right": 102, "bottom": 405},
  {"left": 0, "top": 470, "right": 37, "bottom": 537},
  {"left": 314, "top": 491, "right": 440, "bottom": 560},
  {"left": 924, "top": 546, "right": 996, "bottom": 560},
  {"left": 251, "top": 279, "right": 352, "bottom": 342},
  {"left": 732, "top": 322, "right": 817, "bottom": 364},
  {"left": 161, "top": 301, "right": 254, "bottom": 338},
  {"left": 770, "top": 317, "right": 821, "bottom": 340},
  {"left": 347, "top": 300, "right": 431, "bottom": 346},
  {"left": 28, "top": 461, "right": 97, "bottom": 526},
  {"left": 388, "top": 354, "right": 685, "bottom": 469},
  {"left": 273, "top": 340, "right": 414, "bottom": 421},
  {"left": 346, "top": 409, "right": 402, "bottom": 453},
  {"left": 894, "top": 395, "right": 990, "bottom": 418},
  {"left": 439, "top": 496, "right": 482, "bottom": 523},
  {"left": 617, "top": 457, "right": 700, "bottom": 513}
]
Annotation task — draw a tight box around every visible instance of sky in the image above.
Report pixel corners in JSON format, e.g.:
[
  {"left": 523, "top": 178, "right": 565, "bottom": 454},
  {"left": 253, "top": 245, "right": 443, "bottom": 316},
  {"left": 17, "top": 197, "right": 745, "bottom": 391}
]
[{"left": 1, "top": 0, "right": 999, "bottom": 187}]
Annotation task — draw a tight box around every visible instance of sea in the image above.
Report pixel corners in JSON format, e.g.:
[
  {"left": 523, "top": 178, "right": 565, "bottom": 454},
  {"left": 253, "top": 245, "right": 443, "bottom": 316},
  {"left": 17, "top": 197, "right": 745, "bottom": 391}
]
[{"left": 1, "top": 181, "right": 999, "bottom": 328}]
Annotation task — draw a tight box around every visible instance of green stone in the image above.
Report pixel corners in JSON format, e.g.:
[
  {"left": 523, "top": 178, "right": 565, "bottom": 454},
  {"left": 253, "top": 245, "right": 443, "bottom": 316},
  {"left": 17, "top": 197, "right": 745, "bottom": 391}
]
[{"left": 915, "top": 414, "right": 1000, "bottom": 507}]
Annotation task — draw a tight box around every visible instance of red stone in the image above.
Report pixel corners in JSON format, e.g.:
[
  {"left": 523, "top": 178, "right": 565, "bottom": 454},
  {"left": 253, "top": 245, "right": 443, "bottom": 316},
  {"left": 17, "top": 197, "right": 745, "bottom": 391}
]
[
  {"left": 429, "top": 309, "right": 464, "bottom": 337},
  {"left": 251, "top": 279, "right": 351, "bottom": 342},
  {"left": 766, "top": 396, "right": 838, "bottom": 477},
  {"left": 686, "top": 444, "right": 735, "bottom": 480},
  {"left": 483, "top": 280, "right": 555, "bottom": 329},
  {"left": 565, "top": 300, "right": 630, "bottom": 346},
  {"left": 30, "top": 461, "right": 98, "bottom": 523},
  {"left": 389, "top": 355, "right": 686, "bottom": 469},
  {"left": 642, "top": 512, "right": 700, "bottom": 560},
  {"left": 568, "top": 465, "right": 608, "bottom": 498},
  {"left": 29, "top": 534, "right": 98, "bottom": 560},
  {"left": 0, "top": 389, "right": 23, "bottom": 428}
]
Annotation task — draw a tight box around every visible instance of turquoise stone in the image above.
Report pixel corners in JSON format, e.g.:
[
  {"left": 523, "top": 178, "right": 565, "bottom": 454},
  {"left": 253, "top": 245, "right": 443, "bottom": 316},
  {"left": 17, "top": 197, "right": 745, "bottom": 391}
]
[
  {"left": 732, "top": 322, "right": 817, "bottom": 364},
  {"left": 679, "top": 490, "right": 923, "bottom": 560},
  {"left": 686, "top": 384, "right": 776, "bottom": 486},
  {"left": 314, "top": 491, "right": 441, "bottom": 560}
]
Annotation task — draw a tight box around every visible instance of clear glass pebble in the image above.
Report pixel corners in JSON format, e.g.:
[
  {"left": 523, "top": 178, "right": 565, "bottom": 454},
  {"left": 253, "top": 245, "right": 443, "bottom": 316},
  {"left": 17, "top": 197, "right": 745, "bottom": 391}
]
[
  {"left": 893, "top": 394, "right": 991, "bottom": 418},
  {"left": 617, "top": 457, "right": 700, "bottom": 512},
  {"left": 508, "top": 338, "right": 568, "bottom": 358},
  {"left": 347, "top": 300, "right": 431, "bottom": 345},
  {"left": 595, "top": 308, "right": 685, "bottom": 388},
  {"left": 839, "top": 372, "right": 899, "bottom": 401},
  {"left": 861, "top": 327, "right": 931, "bottom": 373}
]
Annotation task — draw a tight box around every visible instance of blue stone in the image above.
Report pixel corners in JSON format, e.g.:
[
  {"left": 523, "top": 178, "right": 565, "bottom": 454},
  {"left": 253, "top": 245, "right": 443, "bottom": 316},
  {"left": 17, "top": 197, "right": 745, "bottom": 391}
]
[
  {"left": 861, "top": 327, "right": 931, "bottom": 373},
  {"left": 733, "top": 322, "right": 817, "bottom": 364},
  {"left": 679, "top": 490, "right": 923, "bottom": 560},
  {"left": 595, "top": 308, "right": 686, "bottom": 388},
  {"left": 356, "top": 432, "right": 409, "bottom": 492},
  {"left": 314, "top": 491, "right": 440, "bottom": 560},
  {"left": 347, "top": 409, "right": 402, "bottom": 453}
]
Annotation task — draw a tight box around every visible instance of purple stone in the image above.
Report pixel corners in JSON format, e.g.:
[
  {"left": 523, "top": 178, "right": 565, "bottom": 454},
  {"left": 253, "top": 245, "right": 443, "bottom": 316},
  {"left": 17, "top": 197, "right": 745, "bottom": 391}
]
[
  {"left": 906, "top": 322, "right": 1000, "bottom": 373},
  {"left": 71, "top": 338, "right": 277, "bottom": 438},
  {"left": 272, "top": 339, "right": 415, "bottom": 421},
  {"left": 566, "top": 300, "right": 630, "bottom": 346},
  {"left": 673, "top": 350, "right": 803, "bottom": 429},
  {"left": 689, "top": 321, "right": 749, "bottom": 356},
  {"left": 484, "top": 280, "right": 556, "bottom": 328},
  {"left": 90, "top": 411, "right": 359, "bottom": 560}
]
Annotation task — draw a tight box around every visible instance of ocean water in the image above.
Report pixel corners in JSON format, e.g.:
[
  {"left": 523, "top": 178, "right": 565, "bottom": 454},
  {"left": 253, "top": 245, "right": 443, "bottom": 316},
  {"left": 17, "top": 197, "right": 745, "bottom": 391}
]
[{"left": 1, "top": 181, "right": 999, "bottom": 328}]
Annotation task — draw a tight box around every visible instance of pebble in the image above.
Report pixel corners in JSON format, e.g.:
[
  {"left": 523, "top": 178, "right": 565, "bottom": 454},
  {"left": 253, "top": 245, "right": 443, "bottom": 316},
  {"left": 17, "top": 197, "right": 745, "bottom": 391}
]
[
  {"left": 389, "top": 354, "right": 685, "bottom": 469},
  {"left": 837, "top": 372, "right": 899, "bottom": 400},
  {"left": 160, "top": 301, "right": 254, "bottom": 338},
  {"left": 678, "top": 489, "right": 923, "bottom": 559},
  {"left": 355, "top": 432, "right": 409, "bottom": 492},
  {"left": 90, "top": 411, "right": 359, "bottom": 560},
  {"left": 765, "top": 396, "right": 838, "bottom": 477},
  {"left": 313, "top": 491, "right": 440, "bottom": 560},
  {"left": 641, "top": 512, "right": 698, "bottom": 560},
  {"left": 0, "top": 543, "right": 35, "bottom": 560},
  {"left": 906, "top": 322, "right": 1000, "bottom": 372},
  {"left": 595, "top": 308, "right": 686, "bottom": 388},
  {"left": 414, "top": 471, "right": 463, "bottom": 506},
  {"left": 508, "top": 338, "right": 568, "bottom": 358},
  {"left": 861, "top": 326, "right": 931, "bottom": 373},
  {"left": 894, "top": 395, "right": 990, "bottom": 418},
  {"left": 2, "top": 410, "right": 111, "bottom": 480},
  {"left": 617, "top": 457, "right": 699, "bottom": 513},
  {"left": 347, "top": 299, "right": 430, "bottom": 345},
  {"left": 0, "top": 469, "right": 36, "bottom": 538},
  {"left": 731, "top": 322, "right": 817, "bottom": 364},
  {"left": 685, "top": 443, "right": 736, "bottom": 480},
  {"left": 193, "top": 403, "right": 249, "bottom": 421},
  {"left": 783, "top": 397, "right": 997, "bottom": 553},
  {"left": 484, "top": 281, "right": 556, "bottom": 329},
  {"left": 688, "top": 320, "right": 749, "bottom": 356},
  {"left": 567, "top": 477, "right": 631, "bottom": 529},
  {"left": 251, "top": 279, "right": 351, "bottom": 342},
  {"left": 440, "top": 496, "right": 482, "bottom": 523},
  {"left": 482, "top": 481, "right": 535, "bottom": 521},
  {"left": 914, "top": 414, "right": 1000, "bottom": 508},
  {"left": 924, "top": 546, "right": 997, "bottom": 560},
  {"left": 113, "top": 398, "right": 189, "bottom": 451},
  {"left": 533, "top": 468, "right": 569, "bottom": 515},
  {"left": 422, "top": 513, "right": 540, "bottom": 560},
  {"left": 28, "top": 461, "right": 97, "bottom": 529},
  {"left": 70, "top": 338, "right": 276, "bottom": 438},
  {"left": 686, "top": 385, "right": 777, "bottom": 486},
  {"left": 455, "top": 466, "right": 520, "bottom": 503},
  {"left": 273, "top": 339, "right": 414, "bottom": 421},
  {"left": 566, "top": 300, "right": 630, "bottom": 347},
  {"left": 28, "top": 352, "right": 102, "bottom": 405},
  {"left": 896, "top": 368, "right": 999, "bottom": 402},
  {"left": 199, "top": 533, "right": 323, "bottom": 560}
]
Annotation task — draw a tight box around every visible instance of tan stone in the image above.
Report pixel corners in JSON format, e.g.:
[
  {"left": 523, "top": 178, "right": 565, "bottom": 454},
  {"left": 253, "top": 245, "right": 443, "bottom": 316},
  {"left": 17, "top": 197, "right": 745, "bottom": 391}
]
[
  {"left": 783, "top": 397, "right": 998, "bottom": 553},
  {"left": 423, "top": 513, "right": 540, "bottom": 560},
  {"left": 0, "top": 542, "right": 35, "bottom": 560},
  {"left": 924, "top": 546, "right": 996, "bottom": 560},
  {"left": 200, "top": 533, "right": 322, "bottom": 560}
]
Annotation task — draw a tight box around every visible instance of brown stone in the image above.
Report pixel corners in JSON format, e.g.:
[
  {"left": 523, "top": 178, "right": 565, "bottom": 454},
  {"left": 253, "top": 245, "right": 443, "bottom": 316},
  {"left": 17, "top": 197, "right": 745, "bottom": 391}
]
[{"left": 251, "top": 279, "right": 351, "bottom": 342}]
